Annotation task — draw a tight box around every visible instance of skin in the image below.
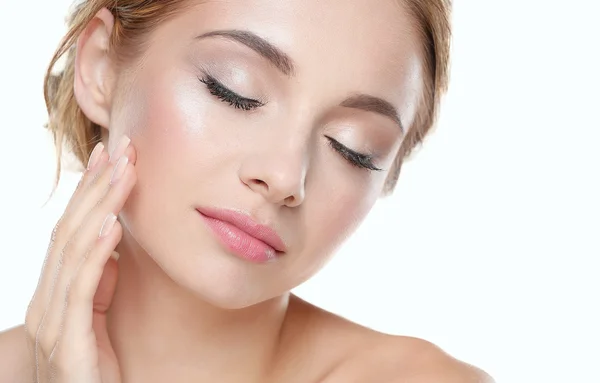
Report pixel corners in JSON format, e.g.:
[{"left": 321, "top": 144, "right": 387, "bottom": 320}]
[{"left": 0, "top": 0, "right": 493, "bottom": 382}]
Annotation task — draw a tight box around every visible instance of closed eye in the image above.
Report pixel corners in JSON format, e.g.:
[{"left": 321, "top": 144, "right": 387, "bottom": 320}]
[
  {"left": 199, "top": 75, "right": 265, "bottom": 111},
  {"left": 325, "top": 136, "right": 382, "bottom": 172}
]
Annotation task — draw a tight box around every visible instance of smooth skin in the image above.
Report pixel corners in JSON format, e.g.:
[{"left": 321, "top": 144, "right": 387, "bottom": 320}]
[
  {"left": 2, "top": 137, "right": 137, "bottom": 382},
  {"left": 0, "top": 146, "right": 492, "bottom": 383},
  {"left": 1, "top": 0, "right": 494, "bottom": 382}
]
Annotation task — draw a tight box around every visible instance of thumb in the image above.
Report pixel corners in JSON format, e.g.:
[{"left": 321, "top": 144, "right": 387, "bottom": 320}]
[
  {"left": 93, "top": 252, "right": 120, "bottom": 314},
  {"left": 92, "top": 253, "right": 121, "bottom": 375}
]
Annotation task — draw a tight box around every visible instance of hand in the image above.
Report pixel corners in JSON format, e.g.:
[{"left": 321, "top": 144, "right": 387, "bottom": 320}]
[{"left": 24, "top": 136, "right": 137, "bottom": 383}]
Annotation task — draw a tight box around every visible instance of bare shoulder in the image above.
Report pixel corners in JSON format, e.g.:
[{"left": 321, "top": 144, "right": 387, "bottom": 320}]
[
  {"left": 274, "top": 297, "right": 493, "bottom": 383},
  {"left": 376, "top": 336, "right": 494, "bottom": 382},
  {"left": 327, "top": 332, "right": 494, "bottom": 383},
  {"left": 294, "top": 299, "right": 493, "bottom": 383},
  {"left": 0, "top": 325, "right": 32, "bottom": 383}
]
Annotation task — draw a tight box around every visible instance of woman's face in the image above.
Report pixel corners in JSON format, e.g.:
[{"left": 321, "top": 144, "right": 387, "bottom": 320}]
[{"left": 108, "top": 0, "right": 423, "bottom": 308}]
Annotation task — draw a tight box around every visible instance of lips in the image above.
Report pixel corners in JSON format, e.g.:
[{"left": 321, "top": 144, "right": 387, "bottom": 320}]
[{"left": 196, "top": 206, "right": 287, "bottom": 263}]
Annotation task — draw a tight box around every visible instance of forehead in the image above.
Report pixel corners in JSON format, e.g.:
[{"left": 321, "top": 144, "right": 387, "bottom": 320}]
[{"left": 148, "top": 0, "right": 424, "bottom": 126}]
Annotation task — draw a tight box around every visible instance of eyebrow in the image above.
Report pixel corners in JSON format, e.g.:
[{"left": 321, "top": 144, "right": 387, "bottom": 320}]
[
  {"left": 195, "top": 29, "right": 295, "bottom": 76},
  {"left": 341, "top": 95, "right": 404, "bottom": 133},
  {"left": 196, "top": 29, "right": 403, "bottom": 132}
]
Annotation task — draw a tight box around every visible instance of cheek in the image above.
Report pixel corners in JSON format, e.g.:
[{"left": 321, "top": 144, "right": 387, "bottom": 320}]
[
  {"left": 136, "top": 75, "right": 208, "bottom": 158},
  {"left": 114, "top": 74, "right": 209, "bottom": 226},
  {"left": 132, "top": 71, "right": 248, "bottom": 176},
  {"left": 324, "top": 189, "right": 373, "bottom": 240},
  {"left": 307, "top": 177, "right": 378, "bottom": 258},
  {"left": 125, "top": 71, "right": 225, "bottom": 193},
  {"left": 287, "top": 180, "right": 377, "bottom": 284}
]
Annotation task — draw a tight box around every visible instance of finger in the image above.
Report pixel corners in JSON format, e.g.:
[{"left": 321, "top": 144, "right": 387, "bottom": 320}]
[
  {"left": 63, "top": 135, "right": 135, "bottom": 244},
  {"left": 114, "top": 139, "right": 137, "bottom": 166},
  {"left": 26, "top": 154, "right": 114, "bottom": 333},
  {"left": 93, "top": 253, "right": 119, "bottom": 314},
  {"left": 92, "top": 255, "right": 119, "bottom": 356},
  {"left": 24, "top": 148, "right": 111, "bottom": 347},
  {"left": 37, "top": 160, "right": 136, "bottom": 354},
  {"left": 45, "top": 229, "right": 122, "bottom": 380},
  {"left": 56, "top": 221, "right": 123, "bottom": 366},
  {"left": 53, "top": 136, "right": 130, "bottom": 249},
  {"left": 28, "top": 137, "right": 134, "bottom": 324},
  {"left": 60, "top": 136, "right": 132, "bottom": 238}
]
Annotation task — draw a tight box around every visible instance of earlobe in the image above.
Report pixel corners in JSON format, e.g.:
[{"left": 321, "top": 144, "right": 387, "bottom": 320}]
[{"left": 73, "top": 8, "right": 116, "bottom": 129}]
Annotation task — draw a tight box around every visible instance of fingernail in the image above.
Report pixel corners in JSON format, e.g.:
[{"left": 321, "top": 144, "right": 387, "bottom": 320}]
[
  {"left": 110, "top": 156, "right": 129, "bottom": 184},
  {"left": 109, "top": 135, "right": 131, "bottom": 163},
  {"left": 99, "top": 213, "right": 117, "bottom": 238},
  {"left": 111, "top": 251, "right": 121, "bottom": 261},
  {"left": 87, "top": 142, "right": 104, "bottom": 171}
]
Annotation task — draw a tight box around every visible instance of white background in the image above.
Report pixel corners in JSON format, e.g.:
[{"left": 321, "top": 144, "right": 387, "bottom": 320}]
[{"left": 1, "top": 1, "right": 599, "bottom": 382}]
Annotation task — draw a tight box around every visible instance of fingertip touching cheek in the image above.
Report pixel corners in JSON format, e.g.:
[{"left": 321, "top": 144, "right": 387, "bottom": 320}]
[{"left": 108, "top": 0, "right": 424, "bottom": 307}]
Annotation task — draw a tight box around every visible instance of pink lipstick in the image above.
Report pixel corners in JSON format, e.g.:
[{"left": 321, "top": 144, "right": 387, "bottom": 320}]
[{"left": 196, "top": 207, "right": 286, "bottom": 263}]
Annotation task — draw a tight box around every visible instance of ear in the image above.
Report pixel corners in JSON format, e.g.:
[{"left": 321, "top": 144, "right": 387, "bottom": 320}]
[{"left": 73, "top": 8, "right": 116, "bottom": 130}]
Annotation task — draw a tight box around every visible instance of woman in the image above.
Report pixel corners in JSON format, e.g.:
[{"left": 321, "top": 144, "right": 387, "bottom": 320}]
[{"left": 1, "top": 0, "right": 492, "bottom": 381}]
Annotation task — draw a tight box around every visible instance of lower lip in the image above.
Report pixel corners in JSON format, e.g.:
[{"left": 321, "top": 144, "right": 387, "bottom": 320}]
[{"left": 198, "top": 213, "right": 277, "bottom": 264}]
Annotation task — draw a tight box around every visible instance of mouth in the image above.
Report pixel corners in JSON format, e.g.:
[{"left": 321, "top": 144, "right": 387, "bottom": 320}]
[{"left": 196, "top": 206, "right": 286, "bottom": 264}]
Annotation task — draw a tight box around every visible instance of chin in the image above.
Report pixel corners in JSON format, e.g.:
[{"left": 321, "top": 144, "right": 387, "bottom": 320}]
[
  {"left": 168, "top": 254, "right": 286, "bottom": 310},
  {"left": 119, "top": 208, "right": 289, "bottom": 310}
]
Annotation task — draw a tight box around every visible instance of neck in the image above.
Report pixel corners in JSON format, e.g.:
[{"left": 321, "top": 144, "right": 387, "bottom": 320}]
[{"left": 107, "top": 231, "right": 291, "bottom": 383}]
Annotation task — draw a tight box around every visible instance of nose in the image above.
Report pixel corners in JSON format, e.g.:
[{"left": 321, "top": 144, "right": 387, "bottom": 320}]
[{"left": 238, "top": 144, "right": 308, "bottom": 208}]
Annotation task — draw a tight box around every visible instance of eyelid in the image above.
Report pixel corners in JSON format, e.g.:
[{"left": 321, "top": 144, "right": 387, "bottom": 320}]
[
  {"left": 325, "top": 136, "right": 383, "bottom": 172},
  {"left": 203, "top": 75, "right": 265, "bottom": 104},
  {"left": 199, "top": 75, "right": 265, "bottom": 112},
  {"left": 197, "top": 63, "right": 268, "bottom": 104}
]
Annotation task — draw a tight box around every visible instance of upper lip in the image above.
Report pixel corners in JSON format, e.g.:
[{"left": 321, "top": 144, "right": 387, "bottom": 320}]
[{"left": 196, "top": 206, "right": 287, "bottom": 253}]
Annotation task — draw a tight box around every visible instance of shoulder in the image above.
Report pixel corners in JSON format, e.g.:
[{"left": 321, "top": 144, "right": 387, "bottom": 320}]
[
  {"left": 285, "top": 298, "right": 494, "bottom": 383},
  {"left": 0, "top": 325, "right": 32, "bottom": 383},
  {"left": 326, "top": 334, "right": 494, "bottom": 383},
  {"left": 383, "top": 336, "right": 494, "bottom": 383}
]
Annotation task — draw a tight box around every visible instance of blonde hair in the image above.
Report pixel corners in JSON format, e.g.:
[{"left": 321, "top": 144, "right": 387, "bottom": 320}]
[{"left": 45, "top": 0, "right": 451, "bottom": 194}]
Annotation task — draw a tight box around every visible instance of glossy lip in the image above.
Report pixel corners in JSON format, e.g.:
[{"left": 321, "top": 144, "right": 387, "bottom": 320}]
[{"left": 196, "top": 206, "right": 287, "bottom": 253}]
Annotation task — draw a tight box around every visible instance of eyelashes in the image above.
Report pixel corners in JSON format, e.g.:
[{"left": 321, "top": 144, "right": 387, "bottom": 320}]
[
  {"left": 326, "top": 136, "right": 382, "bottom": 171},
  {"left": 198, "top": 75, "right": 381, "bottom": 172},
  {"left": 198, "top": 75, "right": 265, "bottom": 111}
]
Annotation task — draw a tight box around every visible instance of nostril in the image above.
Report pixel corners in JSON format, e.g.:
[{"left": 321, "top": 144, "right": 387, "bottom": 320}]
[
  {"left": 251, "top": 179, "right": 268, "bottom": 190},
  {"left": 284, "top": 195, "right": 296, "bottom": 205}
]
